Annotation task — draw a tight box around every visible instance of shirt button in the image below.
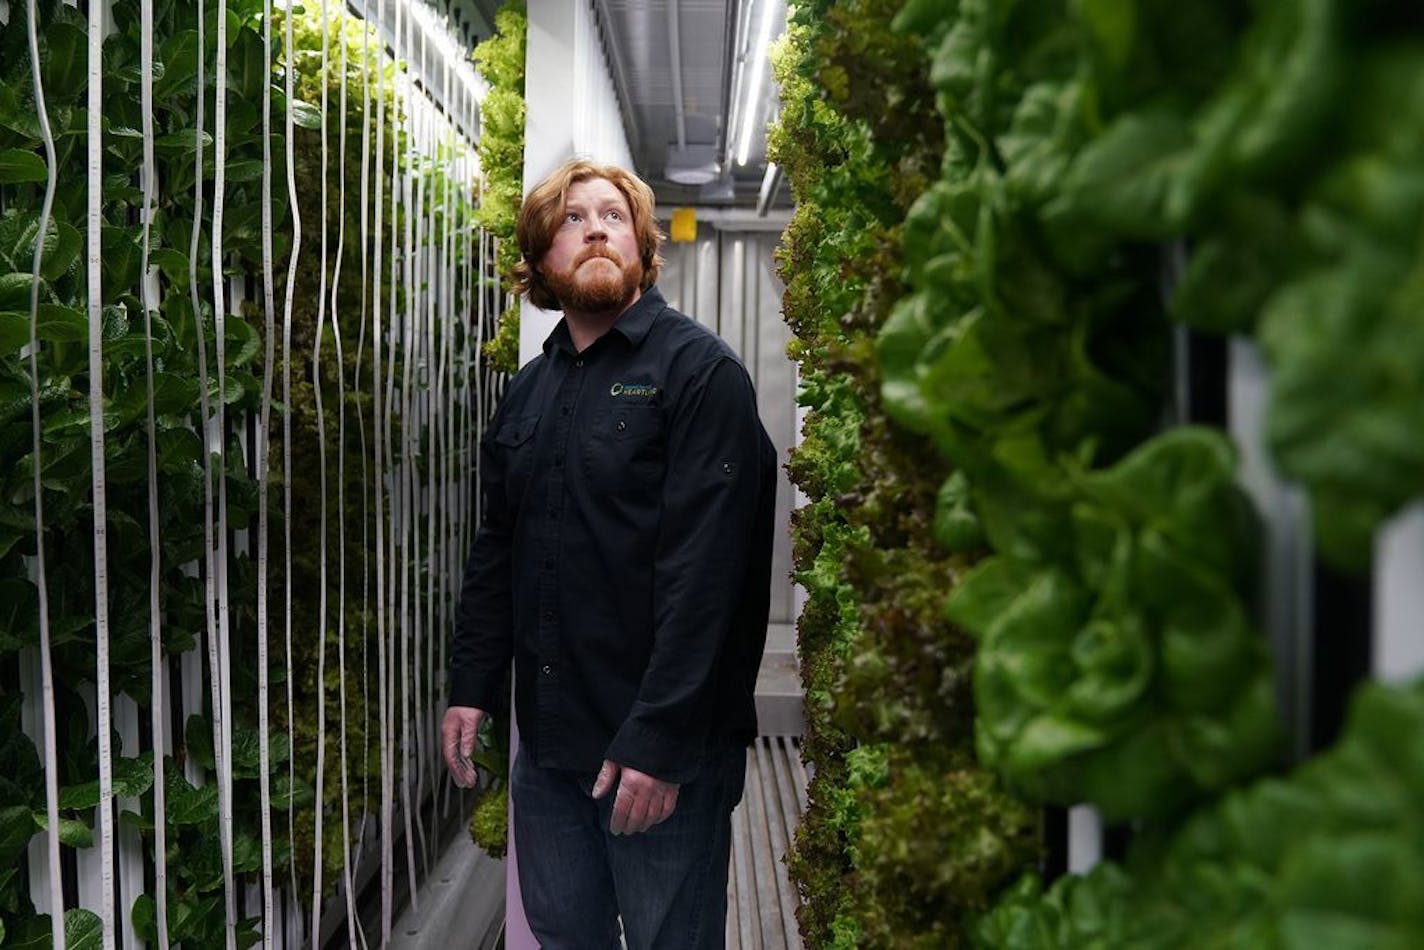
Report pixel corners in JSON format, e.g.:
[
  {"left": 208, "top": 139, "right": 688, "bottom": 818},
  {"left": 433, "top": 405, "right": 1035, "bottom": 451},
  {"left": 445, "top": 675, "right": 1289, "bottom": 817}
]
[
  {"left": 722, "top": 462, "right": 734, "bottom": 474},
  {"left": 615, "top": 420, "right": 626, "bottom": 432},
  {"left": 575, "top": 359, "right": 584, "bottom": 368},
  {"left": 541, "top": 665, "right": 552, "bottom": 676},
  {"left": 542, "top": 610, "right": 554, "bottom": 621}
]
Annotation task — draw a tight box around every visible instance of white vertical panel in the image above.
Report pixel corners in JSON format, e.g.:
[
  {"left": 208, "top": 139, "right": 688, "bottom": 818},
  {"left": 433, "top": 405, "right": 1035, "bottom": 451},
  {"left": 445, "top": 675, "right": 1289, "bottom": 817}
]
[
  {"left": 721, "top": 237, "right": 746, "bottom": 354},
  {"left": 696, "top": 236, "right": 719, "bottom": 332},
  {"left": 1067, "top": 804, "right": 1104, "bottom": 874},
  {"left": 1374, "top": 504, "right": 1424, "bottom": 682},
  {"left": 1228, "top": 337, "right": 1314, "bottom": 761},
  {"left": 114, "top": 696, "right": 144, "bottom": 949},
  {"left": 85, "top": 0, "right": 118, "bottom": 937}
]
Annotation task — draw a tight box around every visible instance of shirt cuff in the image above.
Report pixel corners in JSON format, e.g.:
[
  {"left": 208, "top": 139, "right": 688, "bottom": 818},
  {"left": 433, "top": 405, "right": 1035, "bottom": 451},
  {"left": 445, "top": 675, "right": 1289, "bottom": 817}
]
[
  {"left": 605, "top": 717, "right": 705, "bottom": 785},
  {"left": 447, "top": 669, "right": 504, "bottom": 714}
]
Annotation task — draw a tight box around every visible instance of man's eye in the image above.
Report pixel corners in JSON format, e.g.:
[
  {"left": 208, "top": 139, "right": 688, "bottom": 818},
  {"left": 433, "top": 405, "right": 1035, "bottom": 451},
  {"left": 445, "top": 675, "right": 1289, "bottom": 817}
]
[
  {"left": 606, "top": 210, "right": 623, "bottom": 221},
  {"left": 565, "top": 213, "right": 581, "bottom": 223}
]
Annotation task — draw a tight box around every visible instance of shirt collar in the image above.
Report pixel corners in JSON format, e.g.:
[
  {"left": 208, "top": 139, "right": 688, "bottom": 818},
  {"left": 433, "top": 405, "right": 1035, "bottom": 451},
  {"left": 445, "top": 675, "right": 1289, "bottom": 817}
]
[{"left": 543, "top": 286, "right": 667, "bottom": 357}]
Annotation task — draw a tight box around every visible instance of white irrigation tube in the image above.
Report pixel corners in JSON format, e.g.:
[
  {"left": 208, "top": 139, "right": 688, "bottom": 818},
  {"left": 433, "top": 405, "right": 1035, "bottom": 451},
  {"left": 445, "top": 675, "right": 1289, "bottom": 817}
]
[
  {"left": 257, "top": 0, "right": 278, "bottom": 936},
  {"left": 183, "top": 0, "right": 231, "bottom": 942},
  {"left": 372, "top": 0, "right": 394, "bottom": 932},
  {"left": 85, "top": 1, "right": 118, "bottom": 945},
  {"left": 209, "top": 0, "right": 239, "bottom": 936},
  {"left": 409, "top": 21, "right": 431, "bottom": 883},
  {"left": 434, "top": 39, "right": 454, "bottom": 819},
  {"left": 138, "top": 0, "right": 171, "bottom": 940},
  {"left": 280, "top": 0, "right": 304, "bottom": 930},
  {"left": 310, "top": 0, "right": 333, "bottom": 936},
  {"left": 353, "top": 15, "right": 374, "bottom": 905},
  {"left": 24, "top": 1, "right": 65, "bottom": 944},
  {"left": 329, "top": 9, "right": 360, "bottom": 946},
  {"left": 398, "top": 7, "right": 420, "bottom": 904}
]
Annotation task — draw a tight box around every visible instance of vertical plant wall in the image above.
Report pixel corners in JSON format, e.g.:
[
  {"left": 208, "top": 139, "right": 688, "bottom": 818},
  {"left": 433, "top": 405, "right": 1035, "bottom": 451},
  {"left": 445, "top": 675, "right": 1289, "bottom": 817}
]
[
  {"left": 779, "top": 0, "right": 1424, "bottom": 945},
  {"left": 0, "top": 0, "right": 515, "bottom": 943},
  {"left": 461, "top": 1, "right": 526, "bottom": 861},
  {"left": 771, "top": 1, "right": 1039, "bottom": 944},
  {"left": 472, "top": 1, "right": 525, "bottom": 375}
]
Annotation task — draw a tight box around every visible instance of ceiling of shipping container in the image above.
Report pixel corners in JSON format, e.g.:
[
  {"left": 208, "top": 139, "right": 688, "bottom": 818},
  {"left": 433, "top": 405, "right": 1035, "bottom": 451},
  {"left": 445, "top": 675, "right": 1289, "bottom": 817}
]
[
  {"left": 591, "top": 0, "right": 790, "bottom": 210},
  {"left": 430, "top": 0, "right": 790, "bottom": 211}
]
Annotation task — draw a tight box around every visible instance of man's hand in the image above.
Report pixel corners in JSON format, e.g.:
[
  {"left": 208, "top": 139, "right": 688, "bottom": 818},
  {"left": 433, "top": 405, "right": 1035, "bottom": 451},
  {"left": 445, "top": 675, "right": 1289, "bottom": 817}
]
[
  {"left": 442, "top": 706, "right": 487, "bottom": 789},
  {"left": 591, "top": 760, "right": 679, "bottom": 835}
]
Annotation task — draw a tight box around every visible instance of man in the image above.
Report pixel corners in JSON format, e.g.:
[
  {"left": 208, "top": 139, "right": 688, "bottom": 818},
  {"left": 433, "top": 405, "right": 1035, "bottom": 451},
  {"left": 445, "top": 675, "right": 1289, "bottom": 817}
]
[{"left": 442, "top": 158, "right": 776, "bottom": 948}]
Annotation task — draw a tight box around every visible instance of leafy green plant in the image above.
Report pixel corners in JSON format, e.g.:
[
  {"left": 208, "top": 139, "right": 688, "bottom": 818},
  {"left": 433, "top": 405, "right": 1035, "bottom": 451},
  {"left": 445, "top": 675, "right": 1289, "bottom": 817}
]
[
  {"left": 976, "top": 675, "right": 1424, "bottom": 948},
  {"left": 946, "top": 429, "right": 1280, "bottom": 821},
  {"left": 474, "top": 1, "right": 526, "bottom": 374},
  {"left": 773, "top": 1, "right": 1038, "bottom": 944}
]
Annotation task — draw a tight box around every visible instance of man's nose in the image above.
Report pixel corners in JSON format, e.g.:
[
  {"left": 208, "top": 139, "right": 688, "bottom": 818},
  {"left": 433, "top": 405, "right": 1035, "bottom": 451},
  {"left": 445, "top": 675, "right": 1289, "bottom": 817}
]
[{"left": 583, "top": 218, "right": 607, "bottom": 241}]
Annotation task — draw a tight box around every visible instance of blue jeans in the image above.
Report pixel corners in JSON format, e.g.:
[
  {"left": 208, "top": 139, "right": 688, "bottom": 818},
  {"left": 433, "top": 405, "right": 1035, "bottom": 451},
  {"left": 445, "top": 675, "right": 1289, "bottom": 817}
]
[{"left": 511, "top": 742, "right": 747, "bottom": 949}]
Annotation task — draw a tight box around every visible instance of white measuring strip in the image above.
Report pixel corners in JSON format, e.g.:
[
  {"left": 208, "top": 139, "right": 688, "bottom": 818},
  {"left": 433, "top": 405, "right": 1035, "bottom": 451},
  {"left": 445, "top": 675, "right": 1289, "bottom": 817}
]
[
  {"left": 25, "top": 0, "right": 66, "bottom": 944},
  {"left": 138, "top": 0, "right": 171, "bottom": 940},
  {"left": 86, "top": 2, "right": 117, "bottom": 945},
  {"left": 257, "top": 0, "right": 279, "bottom": 939}
]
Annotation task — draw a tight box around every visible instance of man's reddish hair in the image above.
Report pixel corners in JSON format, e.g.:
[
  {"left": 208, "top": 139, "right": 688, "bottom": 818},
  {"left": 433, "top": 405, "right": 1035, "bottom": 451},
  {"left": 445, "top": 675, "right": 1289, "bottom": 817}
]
[{"left": 512, "top": 159, "right": 665, "bottom": 311}]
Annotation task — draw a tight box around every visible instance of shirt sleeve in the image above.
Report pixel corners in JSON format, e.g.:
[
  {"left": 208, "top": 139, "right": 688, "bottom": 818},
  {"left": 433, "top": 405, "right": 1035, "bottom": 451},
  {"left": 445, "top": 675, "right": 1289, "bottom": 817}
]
[
  {"left": 448, "top": 409, "right": 516, "bottom": 713},
  {"left": 604, "top": 357, "right": 766, "bottom": 782}
]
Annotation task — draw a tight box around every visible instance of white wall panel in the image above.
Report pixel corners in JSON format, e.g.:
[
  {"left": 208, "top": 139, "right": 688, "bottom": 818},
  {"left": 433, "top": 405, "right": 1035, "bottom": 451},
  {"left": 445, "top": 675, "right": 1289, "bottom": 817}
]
[
  {"left": 519, "top": 0, "right": 635, "bottom": 368},
  {"left": 662, "top": 229, "right": 795, "bottom": 625}
]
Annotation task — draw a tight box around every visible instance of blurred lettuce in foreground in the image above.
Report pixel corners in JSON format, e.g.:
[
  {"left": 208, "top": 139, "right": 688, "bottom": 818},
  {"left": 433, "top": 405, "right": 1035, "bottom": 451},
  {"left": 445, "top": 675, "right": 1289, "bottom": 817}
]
[
  {"left": 945, "top": 428, "right": 1281, "bottom": 821},
  {"left": 976, "top": 675, "right": 1424, "bottom": 948}
]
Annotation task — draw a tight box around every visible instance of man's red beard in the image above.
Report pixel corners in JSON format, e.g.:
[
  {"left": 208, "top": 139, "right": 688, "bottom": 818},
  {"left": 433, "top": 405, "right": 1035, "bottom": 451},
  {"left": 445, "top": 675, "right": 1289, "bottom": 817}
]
[{"left": 543, "top": 245, "right": 642, "bottom": 313}]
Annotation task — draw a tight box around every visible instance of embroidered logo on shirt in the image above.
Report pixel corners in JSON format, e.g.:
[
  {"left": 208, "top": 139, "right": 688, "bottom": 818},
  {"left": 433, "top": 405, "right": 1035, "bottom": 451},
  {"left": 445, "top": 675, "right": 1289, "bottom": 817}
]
[{"left": 610, "top": 382, "right": 660, "bottom": 398}]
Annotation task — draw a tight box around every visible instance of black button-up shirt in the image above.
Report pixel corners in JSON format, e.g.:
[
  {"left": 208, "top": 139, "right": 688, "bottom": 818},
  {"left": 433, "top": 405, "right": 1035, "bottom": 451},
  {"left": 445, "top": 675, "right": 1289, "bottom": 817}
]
[{"left": 450, "top": 286, "right": 776, "bottom": 783}]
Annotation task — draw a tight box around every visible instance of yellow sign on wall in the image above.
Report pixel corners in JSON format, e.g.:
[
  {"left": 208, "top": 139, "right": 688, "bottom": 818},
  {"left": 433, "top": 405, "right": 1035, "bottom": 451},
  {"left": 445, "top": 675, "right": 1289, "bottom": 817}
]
[{"left": 670, "top": 207, "right": 698, "bottom": 243}]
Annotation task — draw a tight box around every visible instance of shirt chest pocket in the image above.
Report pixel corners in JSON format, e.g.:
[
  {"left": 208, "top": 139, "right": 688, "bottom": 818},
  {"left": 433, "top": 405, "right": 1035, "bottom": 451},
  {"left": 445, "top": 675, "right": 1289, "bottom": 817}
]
[
  {"left": 494, "top": 414, "right": 540, "bottom": 507},
  {"left": 582, "top": 406, "right": 666, "bottom": 494}
]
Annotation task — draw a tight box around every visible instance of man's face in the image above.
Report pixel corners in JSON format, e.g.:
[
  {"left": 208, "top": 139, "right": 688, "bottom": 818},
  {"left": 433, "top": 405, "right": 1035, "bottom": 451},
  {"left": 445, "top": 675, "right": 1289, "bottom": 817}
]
[{"left": 539, "top": 177, "right": 643, "bottom": 313}]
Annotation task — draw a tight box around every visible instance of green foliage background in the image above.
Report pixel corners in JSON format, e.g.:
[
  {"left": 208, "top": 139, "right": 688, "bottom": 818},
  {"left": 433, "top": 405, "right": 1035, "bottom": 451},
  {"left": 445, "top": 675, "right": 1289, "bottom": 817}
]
[
  {"left": 779, "top": 0, "right": 1424, "bottom": 946},
  {"left": 0, "top": 0, "right": 512, "bottom": 941}
]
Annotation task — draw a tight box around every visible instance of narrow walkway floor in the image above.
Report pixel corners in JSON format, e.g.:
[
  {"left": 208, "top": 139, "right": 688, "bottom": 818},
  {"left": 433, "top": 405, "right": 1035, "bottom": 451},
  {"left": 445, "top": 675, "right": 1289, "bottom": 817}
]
[{"left": 728, "top": 734, "right": 807, "bottom": 950}]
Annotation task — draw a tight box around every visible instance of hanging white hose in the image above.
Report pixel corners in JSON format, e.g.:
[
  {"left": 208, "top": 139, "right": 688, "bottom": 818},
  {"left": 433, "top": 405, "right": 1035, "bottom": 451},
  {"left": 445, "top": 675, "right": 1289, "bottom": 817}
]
[
  {"left": 24, "top": 1, "right": 66, "bottom": 945},
  {"left": 328, "top": 8, "right": 359, "bottom": 946},
  {"left": 371, "top": 0, "right": 394, "bottom": 934},
  {"left": 208, "top": 0, "right": 239, "bottom": 937},
  {"left": 407, "top": 21, "right": 430, "bottom": 885},
  {"left": 85, "top": 3, "right": 118, "bottom": 946},
  {"left": 434, "top": 39, "right": 454, "bottom": 819},
  {"left": 397, "top": 7, "right": 421, "bottom": 904},
  {"left": 183, "top": 0, "right": 231, "bottom": 942},
  {"left": 352, "top": 14, "right": 374, "bottom": 903},
  {"left": 138, "top": 0, "right": 172, "bottom": 940},
  {"left": 280, "top": 0, "right": 304, "bottom": 932},
  {"left": 256, "top": 0, "right": 278, "bottom": 940},
  {"left": 309, "top": 0, "right": 333, "bottom": 936}
]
